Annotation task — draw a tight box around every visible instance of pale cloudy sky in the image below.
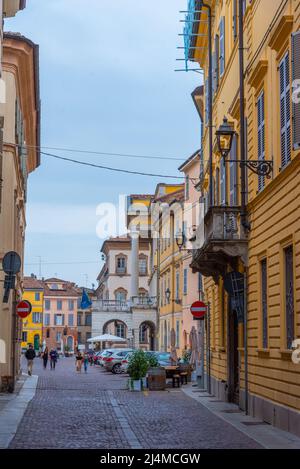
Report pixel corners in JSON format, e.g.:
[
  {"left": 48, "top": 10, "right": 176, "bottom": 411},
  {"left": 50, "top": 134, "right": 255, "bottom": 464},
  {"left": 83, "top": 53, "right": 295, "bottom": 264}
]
[{"left": 6, "top": 0, "right": 202, "bottom": 287}]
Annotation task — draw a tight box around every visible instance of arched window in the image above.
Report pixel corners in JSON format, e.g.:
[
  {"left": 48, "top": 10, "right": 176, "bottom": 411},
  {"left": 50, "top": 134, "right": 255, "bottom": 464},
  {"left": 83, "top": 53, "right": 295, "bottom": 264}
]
[
  {"left": 114, "top": 288, "right": 127, "bottom": 302},
  {"left": 116, "top": 322, "right": 126, "bottom": 338}
]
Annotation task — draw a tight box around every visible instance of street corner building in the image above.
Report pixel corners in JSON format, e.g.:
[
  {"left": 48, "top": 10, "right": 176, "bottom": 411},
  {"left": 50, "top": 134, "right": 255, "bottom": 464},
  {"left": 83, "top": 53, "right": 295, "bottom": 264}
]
[
  {"left": 21, "top": 276, "right": 44, "bottom": 352},
  {"left": 183, "top": 0, "right": 300, "bottom": 436},
  {"left": 0, "top": 0, "right": 40, "bottom": 391},
  {"left": 43, "top": 279, "right": 79, "bottom": 354}
]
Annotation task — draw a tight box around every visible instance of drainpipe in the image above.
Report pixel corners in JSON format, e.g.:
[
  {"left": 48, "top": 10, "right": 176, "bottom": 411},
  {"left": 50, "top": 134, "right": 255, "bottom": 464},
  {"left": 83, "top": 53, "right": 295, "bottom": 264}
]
[{"left": 238, "top": 0, "right": 249, "bottom": 415}]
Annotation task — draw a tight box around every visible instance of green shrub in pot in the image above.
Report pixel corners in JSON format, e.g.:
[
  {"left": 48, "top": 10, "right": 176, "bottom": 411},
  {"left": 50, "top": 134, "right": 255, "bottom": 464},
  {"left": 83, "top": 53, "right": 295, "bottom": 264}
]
[{"left": 127, "top": 350, "right": 149, "bottom": 391}]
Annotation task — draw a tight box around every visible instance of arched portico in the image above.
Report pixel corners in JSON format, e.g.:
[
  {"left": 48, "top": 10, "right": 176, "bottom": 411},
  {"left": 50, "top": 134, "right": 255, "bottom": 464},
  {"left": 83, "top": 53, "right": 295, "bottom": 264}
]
[{"left": 139, "top": 320, "right": 156, "bottom": 350}]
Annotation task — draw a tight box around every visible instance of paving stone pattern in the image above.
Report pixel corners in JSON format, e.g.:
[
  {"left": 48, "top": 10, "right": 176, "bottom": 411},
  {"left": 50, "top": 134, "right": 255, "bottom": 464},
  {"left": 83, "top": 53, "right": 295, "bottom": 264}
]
[{"left": 9, "top": 357, "right": 261, "bottom": 449}]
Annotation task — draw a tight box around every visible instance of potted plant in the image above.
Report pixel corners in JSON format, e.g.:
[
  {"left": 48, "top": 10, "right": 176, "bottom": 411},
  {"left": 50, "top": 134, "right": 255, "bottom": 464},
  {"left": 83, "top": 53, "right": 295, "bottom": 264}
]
[{"left": 127, "top": 350, "right": 149, "bottom": 391}]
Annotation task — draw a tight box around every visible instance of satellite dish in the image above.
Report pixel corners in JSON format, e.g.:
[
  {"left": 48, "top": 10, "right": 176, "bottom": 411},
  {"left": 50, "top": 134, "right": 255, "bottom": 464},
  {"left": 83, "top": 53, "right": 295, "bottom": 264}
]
[{"left": 2, "top": 251, "right": 21, "bottom": 275}]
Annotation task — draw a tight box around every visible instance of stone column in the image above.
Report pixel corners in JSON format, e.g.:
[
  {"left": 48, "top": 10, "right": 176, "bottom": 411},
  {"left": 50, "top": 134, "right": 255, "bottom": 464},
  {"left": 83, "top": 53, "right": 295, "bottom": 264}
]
[{"left": 130, "top": 228, "right": 139, "bottom": 301}]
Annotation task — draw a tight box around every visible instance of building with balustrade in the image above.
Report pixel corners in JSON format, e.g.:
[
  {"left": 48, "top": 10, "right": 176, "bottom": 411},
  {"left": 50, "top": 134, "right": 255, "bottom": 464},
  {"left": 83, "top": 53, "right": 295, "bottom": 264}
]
[
  {"left": 184, "top": 0, "right": 300, "bottom": 436},
  {"left": 93, "top": 231, "right": 157, "bottom": 350}
]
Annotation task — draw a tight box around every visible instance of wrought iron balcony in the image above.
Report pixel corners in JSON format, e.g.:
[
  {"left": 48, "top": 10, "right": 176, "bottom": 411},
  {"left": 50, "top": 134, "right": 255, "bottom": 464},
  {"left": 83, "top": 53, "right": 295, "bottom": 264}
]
[{"left": 191, "top": 206, "right": 248, "bottom": 282}]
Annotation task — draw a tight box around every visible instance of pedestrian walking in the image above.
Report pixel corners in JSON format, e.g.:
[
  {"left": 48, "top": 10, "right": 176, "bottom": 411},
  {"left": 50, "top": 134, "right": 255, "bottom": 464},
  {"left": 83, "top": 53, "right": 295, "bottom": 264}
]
[
  {"left": 75, "top": 351, "right": 83, "bottom": 373},
  {"left": 42, "top": 347, "right": 49, "bottom": 369},
  {"left": 25, "top": 344, "right": 36, "bottom": 376},
  {"left": 83, "top": 353, "right": 89, "bottom": 373},
  {"left": 50, "top": 349, "right": 58, "bottom": 370}
]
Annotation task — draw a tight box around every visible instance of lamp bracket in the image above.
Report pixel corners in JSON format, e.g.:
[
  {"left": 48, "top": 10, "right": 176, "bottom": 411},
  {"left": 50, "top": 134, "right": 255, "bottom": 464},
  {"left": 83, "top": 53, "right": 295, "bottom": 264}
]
[{"left": 225, "top": 159, "right": 273, "bottom": 179}]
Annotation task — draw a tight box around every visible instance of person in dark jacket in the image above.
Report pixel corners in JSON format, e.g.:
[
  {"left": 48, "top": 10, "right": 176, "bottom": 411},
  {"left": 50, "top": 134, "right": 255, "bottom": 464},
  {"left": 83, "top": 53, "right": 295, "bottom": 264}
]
[
  {"left": 25, "top": 344, "right": 36, "bottom": 376},
  {"left": 42, "top": 347, "right": 49, "bottom": 369},
  {"left": 50, "top": 349, "right": 58, "bottom": 370}
]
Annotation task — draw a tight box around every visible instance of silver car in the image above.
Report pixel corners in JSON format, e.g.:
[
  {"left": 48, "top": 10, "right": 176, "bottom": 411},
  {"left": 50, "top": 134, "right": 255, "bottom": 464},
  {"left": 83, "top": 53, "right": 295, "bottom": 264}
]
[{"left": 104, "top": 349, "right": 134, "bottom": 374}]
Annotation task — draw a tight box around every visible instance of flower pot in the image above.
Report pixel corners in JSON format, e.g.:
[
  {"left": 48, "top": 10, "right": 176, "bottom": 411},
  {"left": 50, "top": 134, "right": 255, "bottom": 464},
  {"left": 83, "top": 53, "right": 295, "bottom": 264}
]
[
  {"left": 141, "top": 377, "right": 147, "bottom": 389},
  {"left": 132, "top": 379, "right": 142, "bottom": 391},
  {"left": 128, "top": 378, "right": 142, "bottom": 391}
]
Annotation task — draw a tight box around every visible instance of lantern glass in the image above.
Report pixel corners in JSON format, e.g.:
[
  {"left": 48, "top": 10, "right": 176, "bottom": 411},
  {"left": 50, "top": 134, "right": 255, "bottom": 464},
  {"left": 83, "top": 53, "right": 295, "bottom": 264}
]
[{"left": 216, "top": 117, "right": 235, "bottom": 159}]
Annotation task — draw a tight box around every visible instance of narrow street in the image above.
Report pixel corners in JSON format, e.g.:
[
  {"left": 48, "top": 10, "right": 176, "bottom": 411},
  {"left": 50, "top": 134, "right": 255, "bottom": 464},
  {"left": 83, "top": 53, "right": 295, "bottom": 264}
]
[{"left": 9, "top": 358, "right": 261, "bottom": 449}]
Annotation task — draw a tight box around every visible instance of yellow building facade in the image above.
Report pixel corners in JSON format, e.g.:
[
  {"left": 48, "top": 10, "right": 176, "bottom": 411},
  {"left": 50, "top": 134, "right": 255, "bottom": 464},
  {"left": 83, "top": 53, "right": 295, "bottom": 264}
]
[
  {"left": 21, "top": 277, "right": 44, "bottom": 351},
  {"left": 151, "top": 184, "right": 185, "bottom": 356},
  {"left": 186, "top": 0, "right": 300, "bottom": 436}
]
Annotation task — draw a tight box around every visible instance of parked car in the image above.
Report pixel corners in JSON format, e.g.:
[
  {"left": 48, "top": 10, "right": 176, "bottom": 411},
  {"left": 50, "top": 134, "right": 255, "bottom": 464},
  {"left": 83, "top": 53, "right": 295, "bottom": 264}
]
[
  {"left": 154, "top": 352, "right": 172, "bottom": 366},
  {"left": 92, "top": 351, "right": 103, "bottom": 364},
  {"left": 121, "top": 350, "right": 156, "bottom": 373},
  {"left": 98, "top": 349, "right": 115, "bottom": 366},
  {"left": 104, "top": 349, "right": 134, "bottom": 374}
]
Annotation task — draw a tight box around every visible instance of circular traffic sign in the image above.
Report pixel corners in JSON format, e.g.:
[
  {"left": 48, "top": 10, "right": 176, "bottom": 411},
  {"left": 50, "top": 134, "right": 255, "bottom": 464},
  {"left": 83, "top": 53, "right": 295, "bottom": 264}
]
[
  {"left": 17, "top": 300, "right": 32, "bottom": 319},
  {"left": 190, "top": 300, "right": 207, "bottom": 320},
  {"left": 2, "top": 251, "right": 21, "bottom": 275}
]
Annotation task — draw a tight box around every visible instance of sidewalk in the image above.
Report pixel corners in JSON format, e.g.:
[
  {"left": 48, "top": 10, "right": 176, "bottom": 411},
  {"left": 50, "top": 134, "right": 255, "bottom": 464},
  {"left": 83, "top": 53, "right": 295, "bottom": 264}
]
[
  {"left": 0, "top": 373, "right": 38, "bottom": 448},
  {"left": 182, "top": 384, "right": 300, "bottom": 449}
]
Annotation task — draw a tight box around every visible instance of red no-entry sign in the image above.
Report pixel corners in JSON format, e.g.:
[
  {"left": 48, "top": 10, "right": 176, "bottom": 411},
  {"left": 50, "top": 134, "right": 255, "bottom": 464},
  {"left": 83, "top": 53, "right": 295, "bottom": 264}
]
[
  {"left": 16, "top": 300, "right": 32, "bottom": 319},
  {"left": 190, "top": 301, "right": 207, "bottom": 320}
]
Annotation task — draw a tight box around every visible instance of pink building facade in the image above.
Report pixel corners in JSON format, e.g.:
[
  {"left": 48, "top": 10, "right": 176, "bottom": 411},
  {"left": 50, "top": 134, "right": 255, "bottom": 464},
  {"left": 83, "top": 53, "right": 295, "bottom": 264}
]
[{"left": 42, "top": 278, "right": 79, "bottom": 354}]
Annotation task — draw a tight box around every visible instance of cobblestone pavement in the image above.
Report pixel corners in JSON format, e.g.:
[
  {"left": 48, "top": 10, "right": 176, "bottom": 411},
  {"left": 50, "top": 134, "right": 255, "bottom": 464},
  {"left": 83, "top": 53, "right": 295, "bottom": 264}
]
[{"left": 9, "top": 356, "right": 261, "bottom": 449}]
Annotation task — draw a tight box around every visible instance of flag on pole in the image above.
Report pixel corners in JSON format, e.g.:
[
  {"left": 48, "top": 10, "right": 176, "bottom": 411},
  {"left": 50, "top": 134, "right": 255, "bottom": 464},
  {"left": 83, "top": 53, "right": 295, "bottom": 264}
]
[{"left": 80, "top": 289, "right": 92, "bottom": 310}]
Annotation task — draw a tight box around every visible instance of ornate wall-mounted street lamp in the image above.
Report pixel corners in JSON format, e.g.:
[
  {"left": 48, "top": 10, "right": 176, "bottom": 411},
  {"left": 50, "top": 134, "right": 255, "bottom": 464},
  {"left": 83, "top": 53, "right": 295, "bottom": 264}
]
[
  {"left": 216, "top": 117, "right": 235, "bottom": 159},
  {"left": 216, "top": 116, "right": 273, "bottom": 179},
  {"left": 175, "top": 229, "right": 186, "bottom": 251}
]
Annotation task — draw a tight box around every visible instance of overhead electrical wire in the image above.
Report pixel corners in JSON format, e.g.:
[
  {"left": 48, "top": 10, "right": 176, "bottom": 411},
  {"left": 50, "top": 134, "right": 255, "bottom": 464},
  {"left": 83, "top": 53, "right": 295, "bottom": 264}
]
[
  {"left": 5, "top": 142, "right": 202, "bottom": 182},
  {"left": 8, "top": 142, "right": 184, "bottom": 161},
  {"left": 39, "top": 151, "right": 186, "bottom": 180}
]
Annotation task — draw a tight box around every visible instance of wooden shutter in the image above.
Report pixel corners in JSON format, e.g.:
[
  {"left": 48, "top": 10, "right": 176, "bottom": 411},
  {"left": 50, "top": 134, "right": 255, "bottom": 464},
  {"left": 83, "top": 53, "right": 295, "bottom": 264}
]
[
  {"left": 212, "top": 52, "right": 216, "bottom": 95},
  {"left": 261, "top": 259, "right": 268, "bottom": 349},
  {"left": 285, "top": 246, "right": 294, "bottom": 349},
  {"left": 215, "top": 167, "right": 220, "bottom": 205},
  {"left": 220, "top": 159, "right": 226, "bottom": 205},
  {"left": 280, "top": 52, "right": 291, "bottom": 168},
  {"left": 219, "top": 17, "right": 225, "bottom": 76},
  {"left": 215, "top": 35, "right": 220, "bottom": 90},
  {"left": 205, "top": 78, "right": 209, "bottom": 124},
  {"left": 257, "top": 91, "right": 265, "bottom": 191},
  {"left": 233, "top": 0, "right": 238, "bottom": 40},
  {"left": 230, "top": 135, "right": 238, "bottom": 205},
  {"left": 292, "top": 31, "right": 300, "bottom": 150}
]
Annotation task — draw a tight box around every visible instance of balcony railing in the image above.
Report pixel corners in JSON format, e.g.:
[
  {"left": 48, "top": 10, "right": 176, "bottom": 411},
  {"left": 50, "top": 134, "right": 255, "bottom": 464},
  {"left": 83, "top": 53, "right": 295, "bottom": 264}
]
[
  {"left": 131, "top": 296, "right": 157, "bottom": 308},
  {"left": 191, "top": 206, "right": 248, "bottom": 279},
  {"left": 93, "top": 297, "right": 157, "bottom": 312}
]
